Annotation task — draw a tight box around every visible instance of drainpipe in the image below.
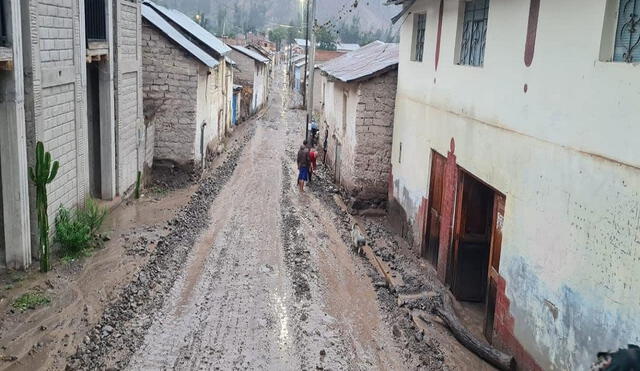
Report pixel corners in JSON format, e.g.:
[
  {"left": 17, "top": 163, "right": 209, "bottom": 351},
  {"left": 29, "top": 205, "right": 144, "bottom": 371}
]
[{"left": 200, "top": 121, "right": 207, "bottom": 171}]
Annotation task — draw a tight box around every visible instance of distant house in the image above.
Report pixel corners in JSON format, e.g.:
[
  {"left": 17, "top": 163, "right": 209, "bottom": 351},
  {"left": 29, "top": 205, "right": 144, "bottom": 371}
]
[
  {"left": 141, "top": 1, "right": 233, "bottom": 169},
  {"left": 314, "top": 41, "right": 399, "bottom": 202},
  {"left": 336, "top": 43, "right": 360, "bottom": 52},
  {"left": 314, "top": 50, "right": 346, "bottom": 65},
  {"left": 294, "top": 60, "right": 306, "bottom": 92},
  {"left": 228, "top": 45, "right": 270, "bottom": 115}
]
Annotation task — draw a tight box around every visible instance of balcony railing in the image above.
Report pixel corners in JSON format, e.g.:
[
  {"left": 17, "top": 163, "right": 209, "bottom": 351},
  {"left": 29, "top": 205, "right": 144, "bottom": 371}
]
[
  {"left": 85, "top": 0, "right": 106, "bottom": 42},
  {"left": 0, "top": 0, "right": 8, "bottom": 47}
]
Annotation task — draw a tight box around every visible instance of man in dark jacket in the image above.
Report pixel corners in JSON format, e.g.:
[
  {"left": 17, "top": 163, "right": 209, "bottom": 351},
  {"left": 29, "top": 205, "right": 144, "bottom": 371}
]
[{"left": 297, "top": 140, "right": 310, "bottom": 192}]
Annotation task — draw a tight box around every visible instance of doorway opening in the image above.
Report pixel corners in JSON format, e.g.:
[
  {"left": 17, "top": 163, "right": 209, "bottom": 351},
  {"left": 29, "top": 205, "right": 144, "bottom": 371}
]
[
  {"left": 423, "top": 151, "right": 446, "bottom": 264},
  {"left": 86, "top": 63, "right": 102, "bottom": 199},
  {"left": 449, "top": 169, "right": 505, "bottom": 342}
]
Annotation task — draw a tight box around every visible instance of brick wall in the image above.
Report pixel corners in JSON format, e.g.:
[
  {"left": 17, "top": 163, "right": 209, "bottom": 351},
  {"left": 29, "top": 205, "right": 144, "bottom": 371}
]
[
  {"left": 229, "top": 50, "right": 254, "bottom": 85},
  {"left": 142, "top": 22, "right": 198, "bottom": 165},
  {"left": 38, "top": 0, "right": 74, "bottom": 67},
  {"left": 42, "top": 83, "right": 78, "bottom": 216},
  {"left": 352, "top": 70, "right": 397, "bottom": 200}
]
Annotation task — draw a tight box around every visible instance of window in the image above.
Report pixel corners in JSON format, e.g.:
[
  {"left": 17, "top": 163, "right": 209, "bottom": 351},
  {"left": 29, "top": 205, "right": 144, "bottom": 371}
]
[
  {"left": 457, "top": 0, "right": 490, "bottom": 66},
  {"left": 613, "top": 0, "right": 640, "bottom": 62},
  {"left": 342, "top": 91, "right": 348, "bottom": 133},
  {"left": 412, "top": 13, "right": 427, "bottom": 62}
]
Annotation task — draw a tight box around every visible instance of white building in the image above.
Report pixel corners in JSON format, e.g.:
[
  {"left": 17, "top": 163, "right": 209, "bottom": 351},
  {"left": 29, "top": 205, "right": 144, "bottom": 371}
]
[{"left": 388, "top": 0, "right": 640, "bottom": 369}]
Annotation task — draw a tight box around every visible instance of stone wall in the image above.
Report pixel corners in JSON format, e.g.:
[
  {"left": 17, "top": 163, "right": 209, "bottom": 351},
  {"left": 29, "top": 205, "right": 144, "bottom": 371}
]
[
  {"left": 142, "top": 21, "right": 199, "bottom": 166},
  {"left": 229, "top": 50, "right": 254, "bottom": 84},
  {"left": 352, "top": 70, "right": 397, "bottom": 200}
]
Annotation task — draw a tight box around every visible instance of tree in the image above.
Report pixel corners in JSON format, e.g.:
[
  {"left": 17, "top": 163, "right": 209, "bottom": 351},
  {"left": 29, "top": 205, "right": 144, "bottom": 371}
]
[
  {"left": 268, "top": 27, "right": 288, "bottom": 50},
  {"left": 316, "top": 25, "right": 337, "bottom": 51}
]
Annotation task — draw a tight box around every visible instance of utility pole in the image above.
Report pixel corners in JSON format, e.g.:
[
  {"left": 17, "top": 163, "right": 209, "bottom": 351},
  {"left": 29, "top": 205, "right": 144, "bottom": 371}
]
[
  {"left": 302, "top": 0, "right": 310, "bottom": 107},
  {"left": 305, "top": 0, "right": 317, "bottom": 143}
]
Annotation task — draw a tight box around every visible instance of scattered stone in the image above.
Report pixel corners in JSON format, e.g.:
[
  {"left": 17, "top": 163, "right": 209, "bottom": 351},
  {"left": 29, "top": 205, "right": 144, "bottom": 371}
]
[{"left": 392, "top": 324, "right": 402, "bottom": 338}]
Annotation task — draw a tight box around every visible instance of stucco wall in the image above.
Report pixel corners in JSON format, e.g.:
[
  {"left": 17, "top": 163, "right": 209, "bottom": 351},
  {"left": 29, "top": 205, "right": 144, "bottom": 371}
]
[
  {"left": 142, "top": 21, "right": 198, "bottom": 165},
  {"left": 391, "top": 0, "right": 640, "bottom": 369},
  {"left": 194, "top": 63, "right": 226, "bottom": 164}
]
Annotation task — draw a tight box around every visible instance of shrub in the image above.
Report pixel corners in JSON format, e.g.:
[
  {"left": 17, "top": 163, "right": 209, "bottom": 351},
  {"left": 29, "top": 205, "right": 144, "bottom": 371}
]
[
  {"left": 78, "top": 198, "right": 108, "bottom": 236},
  {"left": 13, "top": 291, "right": 51, "bottom": 311},
  {"left": 55, "top": 206, "right": 91, "bottom": 257}
]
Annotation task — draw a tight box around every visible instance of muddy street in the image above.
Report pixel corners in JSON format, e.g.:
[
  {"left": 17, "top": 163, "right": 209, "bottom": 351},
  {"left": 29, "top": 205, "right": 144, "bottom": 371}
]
[{"left": 62, "top": 68, "right": 413, "bottom": 370}]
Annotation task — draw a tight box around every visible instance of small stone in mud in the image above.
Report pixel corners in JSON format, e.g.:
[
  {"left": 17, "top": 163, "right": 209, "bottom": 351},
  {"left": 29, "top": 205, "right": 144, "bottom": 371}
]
[
  {"left": 40, "top": 325, "right": 47, "bottom": 331},
  {"left": 300, "top": 313, "right": 308, "bottom": 321},
  {"left": 392, "top": 324, "right": 402, "bottom": 338},
  {"left": 320, "top": 349, "right": 326, "bottom": 356}
]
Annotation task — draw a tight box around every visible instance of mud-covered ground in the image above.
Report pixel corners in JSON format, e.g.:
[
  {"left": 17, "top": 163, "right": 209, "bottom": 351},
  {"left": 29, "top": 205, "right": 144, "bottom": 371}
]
[{"left": 1, "top": 67, "right": 494, "bottom": 371}]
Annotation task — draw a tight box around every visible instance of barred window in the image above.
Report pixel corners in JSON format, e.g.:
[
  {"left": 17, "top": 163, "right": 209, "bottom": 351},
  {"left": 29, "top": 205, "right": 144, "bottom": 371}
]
[
  {"left": 613, "top": 0, "right": 640, "bottom": 62},
  {"left": 458, "top": 0, "right": 490, "bottom": 66},
  {"left": 412, "top": 13, "right": 427, "bottom": 62}
]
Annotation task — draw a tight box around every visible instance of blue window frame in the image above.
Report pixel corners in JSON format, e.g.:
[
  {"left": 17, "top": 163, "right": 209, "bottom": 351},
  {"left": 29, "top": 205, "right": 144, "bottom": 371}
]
[
  {"left": 614, "top": 0, "right": 640, "bottom": 62},
  {"left": 458, "top": 0, "right": 490, "bottom": 66}
]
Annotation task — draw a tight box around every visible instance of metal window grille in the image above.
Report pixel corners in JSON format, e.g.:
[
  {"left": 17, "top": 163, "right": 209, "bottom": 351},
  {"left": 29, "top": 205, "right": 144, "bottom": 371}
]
[
  {"left": 85, "top": 0, "right": 107, "bottom": 42},
  {"left": 0, "top": 0, "right": 8, "bottom": 47},
  {"left": 414, "top": 14, "right": 426, "bottom": 62},
  {"left": 614, "top": 0, "right": 640, "bottom": 62},
  {"left": 458, "top": 0, "right": 490, "bottom": 66}
]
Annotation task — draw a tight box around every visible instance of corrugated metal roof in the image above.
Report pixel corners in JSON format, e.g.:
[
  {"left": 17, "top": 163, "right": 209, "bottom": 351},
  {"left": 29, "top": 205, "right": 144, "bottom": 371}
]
[
  {"left": 295, "top": 60, "right": 306, "bottom": 68},
  {"left": 225, "top": 56, "right": 236, "bottom": 66},
  {"left": 319, "top": 41, "right": 399, "bottom": 83},
  {"left": 141, "top": 4, "right": 219, "bottom": 68},
  {"left": 143, "top": 1, "right": 231, "bottom": 57},
  {"left": 292, "top": 54, "right": 306, "bottom": 63},
  {"left": 336, "top": 43, "right": 360, "bottom": 51},
  {"left": 295, "top": 38, "right": 309, "bottom": 47},
  {"left": 229, "top": 45, "right": 270, "bottom": 64}
]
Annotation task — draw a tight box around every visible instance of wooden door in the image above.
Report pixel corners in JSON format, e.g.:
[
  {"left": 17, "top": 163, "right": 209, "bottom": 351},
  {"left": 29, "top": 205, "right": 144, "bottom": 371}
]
[
  {"left": 423, "top": 152, "right": 446, "bottom": 264},
  {"left": 484, "top": 193, "right": 505, "bottom": 342},
  {"left": 451, "top": 173, "right": 494, "bottom": 302}
]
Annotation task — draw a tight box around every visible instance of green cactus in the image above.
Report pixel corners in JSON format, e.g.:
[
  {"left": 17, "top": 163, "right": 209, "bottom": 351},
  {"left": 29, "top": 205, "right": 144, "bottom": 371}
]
[{"left": 28, "top": 141, "right": 59, "bottom": 272}]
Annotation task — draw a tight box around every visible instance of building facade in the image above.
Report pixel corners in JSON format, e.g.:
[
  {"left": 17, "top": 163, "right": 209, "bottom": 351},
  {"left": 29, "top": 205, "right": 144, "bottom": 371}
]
[
  {"left": 314, "top": 41, "right": 399, "bottom": 202},
  {"left": 228, "top": 45, "right": 269, "bottom": 115},
  {"left": 141, "top": 1, "right": 232, "bottom": 169},
  {"left": 388, "top": 0, "right": 640, "bottom": 369},
  {"left": 1, "top": 0, "right": 146, "bottom": 270}
]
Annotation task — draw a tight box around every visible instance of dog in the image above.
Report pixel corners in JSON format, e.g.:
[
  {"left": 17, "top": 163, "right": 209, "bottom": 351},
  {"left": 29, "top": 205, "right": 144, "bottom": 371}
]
[{"left": 351, "top": 223, "right": 366, "bottom": 255}]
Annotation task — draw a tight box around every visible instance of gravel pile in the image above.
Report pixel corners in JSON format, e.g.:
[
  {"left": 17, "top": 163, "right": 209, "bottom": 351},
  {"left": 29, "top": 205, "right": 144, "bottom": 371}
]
[{"left": 66, "top": 126, "right": 256, "bottom": 370}]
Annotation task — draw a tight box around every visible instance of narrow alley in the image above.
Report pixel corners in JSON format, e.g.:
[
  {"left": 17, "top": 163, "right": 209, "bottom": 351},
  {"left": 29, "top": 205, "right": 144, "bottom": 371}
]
[{"left": 52, "top": 66, "right": 450, "bottom": 370}]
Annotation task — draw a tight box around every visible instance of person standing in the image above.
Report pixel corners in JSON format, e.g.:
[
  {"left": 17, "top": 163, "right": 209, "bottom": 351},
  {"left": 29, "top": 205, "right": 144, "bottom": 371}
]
[
  {"left": 308, "top": 147, "right": 318, "bottom": 183},
  {"left": 297, "top": 140, "right": 311, "bottom": 192}
]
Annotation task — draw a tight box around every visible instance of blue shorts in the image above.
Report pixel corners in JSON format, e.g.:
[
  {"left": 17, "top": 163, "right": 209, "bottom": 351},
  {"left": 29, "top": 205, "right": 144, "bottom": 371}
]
[{"left": 298, "top": 167, "right": 309, "bottom": 181}]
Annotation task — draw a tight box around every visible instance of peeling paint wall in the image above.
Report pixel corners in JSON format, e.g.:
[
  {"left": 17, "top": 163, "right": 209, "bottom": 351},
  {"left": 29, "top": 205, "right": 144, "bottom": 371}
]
[{"left": 391, "top": 0, "right": 640, "bottom": 369}]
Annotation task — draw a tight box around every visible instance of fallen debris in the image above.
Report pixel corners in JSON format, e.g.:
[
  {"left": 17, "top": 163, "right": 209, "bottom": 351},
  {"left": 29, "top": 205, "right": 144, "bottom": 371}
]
[{"left": 432, "top": 294, "right": 515, "bottom": 371}]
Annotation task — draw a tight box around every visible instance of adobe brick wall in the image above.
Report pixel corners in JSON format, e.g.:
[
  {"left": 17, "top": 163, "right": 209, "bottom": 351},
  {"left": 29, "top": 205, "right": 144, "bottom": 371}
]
[
  {"left": 142, "top": 22, "right": 198, "bottom": 166},
  {"left": 352, "top": 69, "right": 397, "bottom": 200},
  {"left": 229, "top": 50, "right": 254, "bottom": 85}
]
